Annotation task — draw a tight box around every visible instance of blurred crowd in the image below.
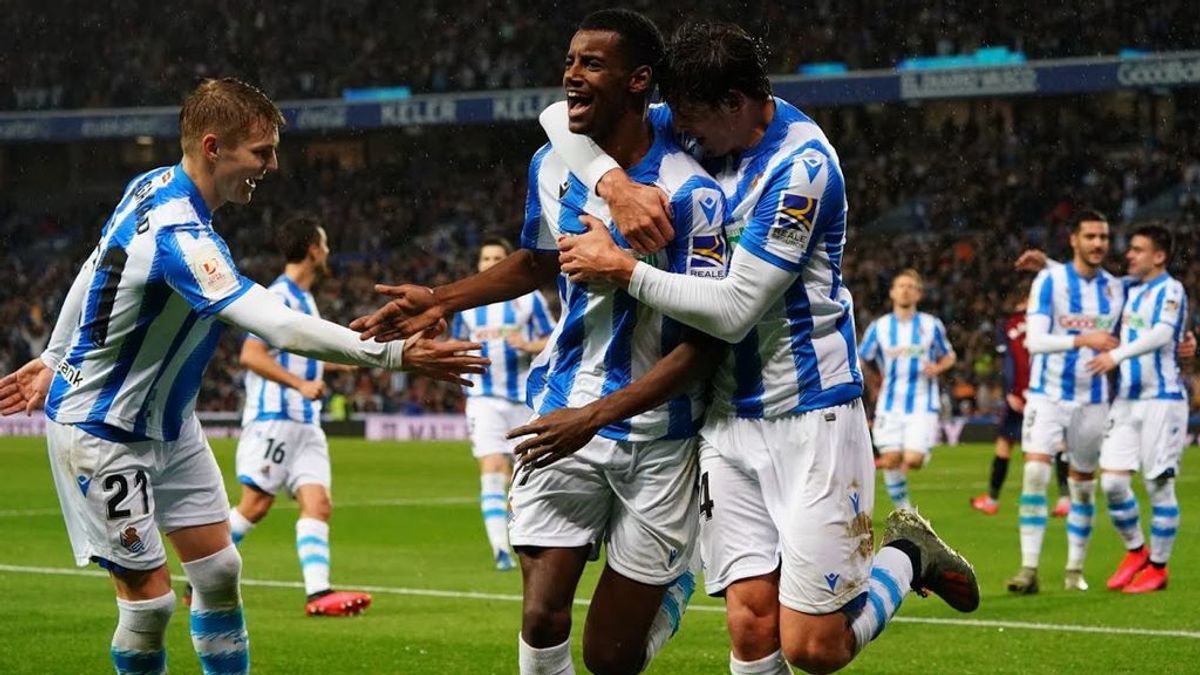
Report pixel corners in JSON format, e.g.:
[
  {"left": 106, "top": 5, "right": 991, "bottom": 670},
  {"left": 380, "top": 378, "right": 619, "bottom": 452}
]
[
  {"left": 2, "top": 97, "right": 1199, "bottom": 417},
  {"left": 4, "top": 0, "right": 1199, "bottom": 110}
]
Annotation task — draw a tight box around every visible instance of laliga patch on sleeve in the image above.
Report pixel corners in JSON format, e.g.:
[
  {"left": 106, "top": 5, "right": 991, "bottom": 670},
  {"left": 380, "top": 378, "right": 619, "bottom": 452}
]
[
  {"left": 687, "top": 234, "right": 726, "bottom": 278},
  {"left": 184, "top": 238, "right": 240, "bottom": 301}
]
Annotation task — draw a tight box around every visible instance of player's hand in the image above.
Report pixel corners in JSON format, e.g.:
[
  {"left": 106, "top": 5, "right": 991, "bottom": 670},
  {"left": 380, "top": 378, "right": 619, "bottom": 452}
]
[
  {"left": 1177, "top": 329, "right": 1196, "bottom": 362},
  {"left": 1005, "top": 393, "right": 1025, "bottom": 413},
  {"left": 1085, "top": 352, "right": 1117, "bottom": 375},
  {"left": 1076, "top": 331, "right": 1119, "bottom": 351},
  {"left": 0, "top": 357, "right": 52, "bottom": 416},
  {"left": 598, "top": 170, "right": 673, "bottom": 255},
  {"left": 1014, "top": 249, "right": 1048, "bottom": 272},
  {"left": 350, "top": 284, "right": 444, "bottom": 343},
  {"left": 922, "top": 363, "right": 941, "bottom": 378},
  {"left": 297, "top": 380, "right": 326, "bottom": 401},
  {"left": 508, "top": 406, "right": 602, "bottom": 471},
  {"left": 504, "top": 333, "right": 532, "bottom": 353},
  {"left": 559, "top": 215, "right": 637, "bottom": 286},
  {"left": 401, "top": 323, "right": 490, "bottom": 386}
]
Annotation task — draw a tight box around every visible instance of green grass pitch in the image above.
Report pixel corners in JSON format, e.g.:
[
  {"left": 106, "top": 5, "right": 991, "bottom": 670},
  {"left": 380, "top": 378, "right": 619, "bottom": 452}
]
[{"left": 0, "top": 436, "right": 1196, "bottom": 673}]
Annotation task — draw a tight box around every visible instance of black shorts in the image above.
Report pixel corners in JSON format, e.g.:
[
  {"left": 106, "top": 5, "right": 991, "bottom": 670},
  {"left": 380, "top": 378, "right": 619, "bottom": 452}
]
[{"left": 998, "top": 404, "right": 1023, "bottom": 442}]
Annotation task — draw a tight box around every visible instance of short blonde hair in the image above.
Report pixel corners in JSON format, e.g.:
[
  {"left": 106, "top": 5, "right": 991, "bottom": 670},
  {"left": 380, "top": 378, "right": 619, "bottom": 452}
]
[
  {"left": 893, "top": 268, "right": 923, "bottom": 289},
  {"left": 179, "top": 78, "right": 285, "bottom": 154}
]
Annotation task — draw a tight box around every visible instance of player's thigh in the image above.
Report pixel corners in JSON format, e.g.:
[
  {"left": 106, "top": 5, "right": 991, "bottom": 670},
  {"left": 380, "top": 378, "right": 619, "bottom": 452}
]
[
  {"left": 46, "top": 421, "right": 167, "bottom": 571},
  {"left": 1065, "top": 403, "right": 1108, "bottom": 473},
  {"left": 154, "top": 416, "right": 230, "bottom": 539},
  {"left": 1100, "top": 401, "right": 1141, "bottom": 472},
  {"left": 1139, "top": 400, "right": 1188, "bottom": 479},
  {"left": 285, "top": 424, "right": 332, "bottom": 496},
  {"left": 1022, "top": 398, "right": 1067, "bottom": 456},
  {"left": 509, "top": 437, "right": 613, "bottom": 550},
  {"left": 902, "top": 413, "right": 938, "bottom": 464},
  {"left": 606, "top": 436, "right": 699, "bottom": 586},
  {"left": 871, "top": 412, "right": 904, "bottom": 452},
  {"left": 696, "top": 423, "right": 780, "bottom": 598},
  {"left": 770, "top": 402, "right": 875, "bottom": 615},
  {"left": 235, "top": 420, "right": 289, "bottom": 496},
  {"left": 467, "top": 396, "right": 519, "bottom": 459}
]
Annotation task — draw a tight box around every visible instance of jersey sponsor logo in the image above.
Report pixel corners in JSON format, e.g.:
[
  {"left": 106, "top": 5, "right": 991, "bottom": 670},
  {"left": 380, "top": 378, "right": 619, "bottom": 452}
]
[
  {"left": 186, "top": 241, "right": 240, "bottom": 301},
  {"left": 1122, "top": 313, "right": 1149, "bottom": 330},
  {"left": 776, "top": 193, "right": 819, "bottom": 230},
  {"left": 1057, "top": 314, "right": 1115, "bottom": 331},
  {"left": 688, "top": 234, "right": 725, "bottom": 278},
  {"left": 119, "top": 526, "right": 145, "bottom": 553},
  {"left": 56, "top": 359, "right": 84, "bottom": 387},
  {"left": 473, "top": 326, "right": 521, "bottom": 341},
  {"left": 1164, "top": 299, "right": 1180, "bottom": 314},
  {"left": 884, "top": 344, "right": 926, "bottom": 359}
]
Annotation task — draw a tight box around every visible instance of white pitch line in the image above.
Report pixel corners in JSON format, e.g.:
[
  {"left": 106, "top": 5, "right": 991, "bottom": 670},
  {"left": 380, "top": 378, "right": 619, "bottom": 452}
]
[
  {"left": 1, "top": 563, "right": 1198, "bottom": 640},
  {"left": 0, "top": 497, "right": 477, "bottom": 518}
]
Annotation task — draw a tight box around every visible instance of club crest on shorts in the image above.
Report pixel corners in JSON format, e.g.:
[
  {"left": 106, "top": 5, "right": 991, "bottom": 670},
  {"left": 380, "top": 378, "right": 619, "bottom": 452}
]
[{"left": 119, "top": 527, "right": 145, "bottom": 553}]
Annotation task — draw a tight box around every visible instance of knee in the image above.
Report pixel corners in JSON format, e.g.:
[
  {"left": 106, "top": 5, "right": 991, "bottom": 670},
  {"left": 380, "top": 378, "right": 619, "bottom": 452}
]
[
  {"left": 302, "top": 497, "right": 332, "bottom": 522},
  {"left": 878, "top": 453, "right": 902, "bottom": 470},
  {"left": 238, "top": 494, "right": 273, "bottom": 522},
  {"left": 183, "top": 545, "right": 242, "bottom": 603},
  {"left": 782, "top": 638, "right": 852, "bottom": 675},
  {"left": 522, "top": 603, "right": 573, "bottom": 647},
  {"left": 582, "top": 641, "right": 642, "bottom": 675},
  {"left": 726, "top": 599, "right": 779, "bottom": 658},
  {"left": 1101, "top": 472, "right": 1131, "bottom": 500}
]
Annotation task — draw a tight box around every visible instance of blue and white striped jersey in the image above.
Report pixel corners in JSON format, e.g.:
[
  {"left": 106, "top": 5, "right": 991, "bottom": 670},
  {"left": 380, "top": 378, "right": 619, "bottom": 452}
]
[
  {"left": 450, "top": 291, "right": 555, "bottom": 404},
  {"left": 241, "top": 275, "right": 325, "bottom": 426},
  {"left": 46, "top": 164, "right": 254, "bottom": 442},
  {"left": 1026, "top": 263, "right": 1123, "bottom": 403},
  {"left": 649, "top": 98, "right": 863, "bottom": 419},
  {"left": 1116, "top": 273, "right": 1187, "bottom": 401},
  {"left": 521, "top": 129, "right": 728, "bottom": 442},
  {"left": 860, "top": 312, "right": 953, "bottom": 415}
]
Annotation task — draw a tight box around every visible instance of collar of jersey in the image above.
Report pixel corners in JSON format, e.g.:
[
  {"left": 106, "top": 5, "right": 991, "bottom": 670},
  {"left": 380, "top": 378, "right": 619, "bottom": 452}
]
[
  {"left": 624, "top": 120, "right": 671, "bottom": 185},
  {"left": 172, "top": 162, "right": 213, "bottom": 223}
]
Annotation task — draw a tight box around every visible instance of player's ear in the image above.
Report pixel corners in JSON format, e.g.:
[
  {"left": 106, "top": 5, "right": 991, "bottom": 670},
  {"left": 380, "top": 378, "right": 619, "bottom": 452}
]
[
  {"left": 628, "top": 65, "right": 652, "bottom": 96},
  {"left": 722, "top": 90, "right": 745, "bottom": 114},
  {"left": 201, "top": 134, "right": 220, "bottom": 162}
]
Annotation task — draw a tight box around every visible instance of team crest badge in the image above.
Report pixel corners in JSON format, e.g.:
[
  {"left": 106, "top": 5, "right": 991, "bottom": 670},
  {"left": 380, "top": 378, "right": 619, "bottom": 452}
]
[{"left": 119, "top": 527, "right": 145, "bottom": 553}]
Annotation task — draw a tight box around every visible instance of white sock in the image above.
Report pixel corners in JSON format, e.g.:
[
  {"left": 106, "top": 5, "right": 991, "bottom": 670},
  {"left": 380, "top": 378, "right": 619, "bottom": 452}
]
[
  {"left": 1018, "top": 461, "right": 1051, "bottom": 569},
  {"left": 296, "top": 517, "right": 332, "bottom": 596},
  {"left": 730, "top": 649, "right": 791, "bottom": 674},
  {"left": 1102, "top": 473, "right": 1145, "bottom": 550},
  {"left": 229, "top": 508, "right": 254, "bottom": 546},
  {"left": 481, "top": 472, "right": 511, "bottom": 557},
  {"left": 1146, "top": 476, "right": 1179, "bottom": 565},
  {"left": 882, "top": 468, "right": 911, "bottom": 510},
  {"left": 642, "top": 563, "right": 698, "bottom": 671},
  {"left": 1065, "top": 477, "right": 1095, "bottom": 571},
  {"left": 111, "top": 592, "right": 174, "bottom": 675},
  {"left": 183, "top": 545, "right": 248, "bottom": 674},
  {"left": 518, "top": 633, "right": 574, "bottom": 675},
  {"left": 850, "top": 546, "right": 913, "bottom": 654}
]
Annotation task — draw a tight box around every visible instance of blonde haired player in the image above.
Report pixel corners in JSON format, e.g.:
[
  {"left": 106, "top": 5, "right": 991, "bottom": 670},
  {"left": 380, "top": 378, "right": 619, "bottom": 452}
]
[
  {"left": 859, "top": 269, "right": 956, "bottom": 510},
  {"left": 0, "top": 78, "right": 486, "bottom": 674}
]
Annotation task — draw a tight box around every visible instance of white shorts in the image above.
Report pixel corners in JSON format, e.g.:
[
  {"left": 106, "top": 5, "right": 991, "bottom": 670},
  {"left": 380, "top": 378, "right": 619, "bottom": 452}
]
[
  {"left": 47, "top": 416, "right": 229, "bottom": 571},
  {"left": 699, "top": 400, "right": 876, "bottom": 615},
  {"left": 1100, "top": 399, "right": 1188, "bottom": 478},
  {"left": 466, "top": 396, "right": 531, "bottom": 459},
  {"left": 872, "top": 411, "right": 938, "bottom": 454},
  {"left": 235, "top": 419, "right": 331, "bottom": 496},
  {"left": 508, "top": 433, "right": 699, "bottom": 586},
  {"left": 1022, "top": 396, "right": 1108, "bottom": 473}
]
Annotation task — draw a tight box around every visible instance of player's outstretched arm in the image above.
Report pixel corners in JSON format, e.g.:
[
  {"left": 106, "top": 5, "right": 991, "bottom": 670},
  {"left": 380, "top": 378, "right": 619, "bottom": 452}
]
[
  {"left": 508, "top": 330, "right": 725, "bottom": 471},
  {"left": 559, "top": 215, "right": 794, "bottom": 343},
  {"left": 0, "top": 358, "right": 52, "bottom": 416},
  {"left": 539, "top": 100, "right": 673, "bottom": 254},
  {"left": 239, "top": 338, "right": 325, "bottom": 400},
  {"left": 350, "top": 250, "right": 559, "bottom": 343},
  {"left": 221, "top": 285, "right": 489, "bottom": 384}
]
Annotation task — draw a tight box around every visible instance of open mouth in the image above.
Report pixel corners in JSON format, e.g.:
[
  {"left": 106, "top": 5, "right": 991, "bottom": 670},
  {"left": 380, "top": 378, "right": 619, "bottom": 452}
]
[{"left": 566, "top": 90, "right": 594, "bottom": 116}]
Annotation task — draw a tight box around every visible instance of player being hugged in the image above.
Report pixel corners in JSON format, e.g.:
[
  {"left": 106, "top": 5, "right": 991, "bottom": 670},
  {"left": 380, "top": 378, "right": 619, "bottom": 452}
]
[
  {"left": 352, "top": 11, "right": 728, "bottom": 675},
  {"left": 0, "top": 79, "right": 486, "bottom": 675},
  {"left": 859, "top": 269, "right": 956, "bottom": 511}
]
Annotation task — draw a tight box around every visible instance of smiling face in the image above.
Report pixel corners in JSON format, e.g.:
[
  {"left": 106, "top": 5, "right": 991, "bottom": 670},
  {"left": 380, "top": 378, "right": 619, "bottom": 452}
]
[
  {"left": 1125, "top": 234, "right": 1166, "bottom": 280},
  {"left": 1070, "top": 219, "right": 1110, "bottom": 269},
  {"left": 666, "top": 95, "right": 743, "bottom": 158},
  {"left": 563, "top": 29, "right": 644, "bottom": 139},
  {"left": 207, "top": 118, "right": 279, "bottom": 206}
]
